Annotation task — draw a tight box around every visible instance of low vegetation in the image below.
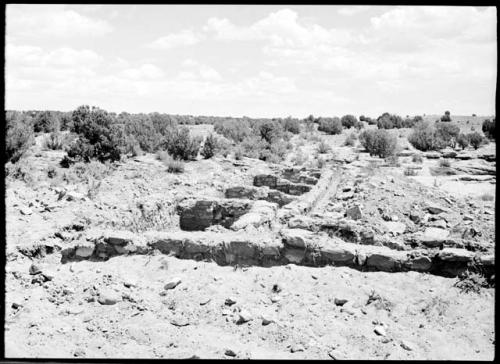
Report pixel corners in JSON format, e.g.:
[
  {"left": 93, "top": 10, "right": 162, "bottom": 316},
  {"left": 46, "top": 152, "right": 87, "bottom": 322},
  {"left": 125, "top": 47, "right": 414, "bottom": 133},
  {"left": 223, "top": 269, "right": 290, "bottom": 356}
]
[{"left": 359, "top": 129, "right": 397, "bottom": 158}]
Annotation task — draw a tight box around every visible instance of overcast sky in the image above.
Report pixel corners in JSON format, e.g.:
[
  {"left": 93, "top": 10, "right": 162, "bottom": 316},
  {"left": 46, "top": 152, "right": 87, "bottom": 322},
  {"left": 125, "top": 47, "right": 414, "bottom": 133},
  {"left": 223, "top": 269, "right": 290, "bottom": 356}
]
[{"left": 5, "top": 5, "right": 497, "bottom": 118}]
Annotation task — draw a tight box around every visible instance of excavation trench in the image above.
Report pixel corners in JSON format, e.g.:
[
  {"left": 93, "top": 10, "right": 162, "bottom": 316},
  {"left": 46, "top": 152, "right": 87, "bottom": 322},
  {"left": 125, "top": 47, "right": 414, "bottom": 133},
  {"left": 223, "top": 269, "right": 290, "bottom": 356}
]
[{"left": 53, "top": 229, "right": 495, "bottom": 280}]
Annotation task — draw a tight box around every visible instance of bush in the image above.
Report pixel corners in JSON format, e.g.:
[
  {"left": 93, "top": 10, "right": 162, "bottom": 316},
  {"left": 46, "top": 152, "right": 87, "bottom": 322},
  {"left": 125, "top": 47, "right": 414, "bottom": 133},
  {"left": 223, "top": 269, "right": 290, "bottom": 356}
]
[
  {"left": 359, "top": 129, "right": 397, "bottom": 158},
  {"left": 408, "top": 122, "right": 447, "bottom": 151},
  {"left": 404, "top": 167, "right": 418, "bottom": 176},
  {"left": 412, "top": 154, "right": 423, "bottom": 163},
  {"left": 376, "top": 112, "right": 404, "bottom": 129},
  {"left": 165, "top": 127, "right": 202, "bottom": 160},
  {"left": 344, "top": 132, "right": 357, "bottom": 147},
  {"left": 233, "top": 146, "right": 243, "bottom": 160},
  {"left": 214, "top": 119, "right": 251, "bottom": 142},
  {"left": 65, "top": 105, "right": 122, "bottom": 164},
  {"left": 439, "top": 158, "right": 451, "bottom": 167},
  {"left": 257, "top": 120, "right": 283, "bottom": 143},
  {"left": 201, "top": 134, "right": 218, "bottom": 159},
  {"left": 5, "top": 112, "right": 35, "bottom": 163},
  {"left": 441, "top": 110, "right": 452, "bottom": 122},
  {"left": 457, "top": 133, "right": 470, "bottom": 150},
  {"left": 317, "top": 139, "right": 332, "bottom": 154},
  {"left": 156, "top": 151, "right": 184, "bottom": 173},
  {"left": 43, "top": 132, "right": 64, "bottom": 150},
  {"left": 435, "top": 122, "right": 460, "bottom": 147},
  {"left": 33, "top": 110, "right": 60, "bottom": 133},
  {"left": 468, "top": 132, "right": 484, "bottom": 150},
  {"left": 482, "top": 118, "right": 496, "bottom": 140},
  {"left": 282, "top": 117, "right": 300, "bottom": 134},
  {"left": 341, "top": 114, "right": 358, "bottom": 129},
  {"left": 317, "top": 117, "right": 342, "bottom": 135}
]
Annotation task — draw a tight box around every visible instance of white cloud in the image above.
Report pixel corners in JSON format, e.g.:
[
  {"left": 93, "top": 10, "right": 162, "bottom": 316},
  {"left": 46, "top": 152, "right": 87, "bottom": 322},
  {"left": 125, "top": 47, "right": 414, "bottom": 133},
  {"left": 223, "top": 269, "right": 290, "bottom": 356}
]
[
  {"left": 148, "top": 30, "right": 204, "bottom": 49},
  {"left": 121, "top": 64, "right": 165, "bottom": 80},
  {"left": 337, "top": 6, "right": 371, "bottom": 16},
  {"left": 6, "top": 5, "right": 113, "bottom": 38}
]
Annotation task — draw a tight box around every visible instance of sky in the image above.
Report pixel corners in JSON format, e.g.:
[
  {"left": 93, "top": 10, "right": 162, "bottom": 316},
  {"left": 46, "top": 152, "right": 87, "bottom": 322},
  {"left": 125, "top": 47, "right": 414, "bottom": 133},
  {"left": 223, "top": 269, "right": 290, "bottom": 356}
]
[{"left": 5, "top": 5, "right": 497, "bottom": 118}]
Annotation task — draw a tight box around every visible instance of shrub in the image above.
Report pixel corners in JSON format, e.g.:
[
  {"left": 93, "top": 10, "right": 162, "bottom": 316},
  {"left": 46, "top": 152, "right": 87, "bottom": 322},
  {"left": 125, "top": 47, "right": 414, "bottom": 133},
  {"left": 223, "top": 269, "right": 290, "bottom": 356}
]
[
  {"left": 234, "top": 146, "right": 243, "bottom": 160},
  {"left": 201, "top": 134, "right": 218, "bottom": 159},
  {"left": 359, "top": 129, "right": 397, "bottom": 158},
  {"left": 341, "top": 114, "right": 358, "bottom": 129},
  {"left": 214, "top": 119, "right": 251, "bottom": 142},
  {"left": 5, "top": 112, "right": 35, "bottom": 163},
  {"left": 282, "top": 117, "right": 300, "bottom": 134},
  {"left": 65, "top": 105, "right": 122, "bottom": 164},
  {"left": 257, "top": 120, "right": 283, "bottom": 143},
  {"left": 482, "top": 118, "right": 496, "bottom": 140},
  {"left": 317, "top": 139, "right": 332, "bottom": 154},
  {"left": 408, "top": 122, "right": 447, "bottom": 151},
  {"left": 441, "top": 110, "right": 452, "bottom": 122},
  {"left": 120, "top": 113, "right": 163, "bottom": 153},
  {"left": 292, "top": 149, "right": 307, "bottom": 166},
  {"left": 165, "top": 127, "right": 202, "bottom": 160},
  {"left": 33, "top": 110, "right": 60, "bottom": 133},
  {"left": 156, "top": 151, "right": 185, "bottom": 173},
  {"left": 439, "top": 158, "right": 451, "bottom": 167},
  {"left": 43, "top": 132, "right": 64, "bottom": 150},
  {"left": 5, "top": 160, "right": 36, "bottom": 185},
  {"left": 454, "top": 270, "right": 489, "bottom": 294},
  {"left": 376, "top": 112, "right": 404, "bottom": 129},
  {"left": 47, "top": 166, "right": 57, "bottom": 179},
  {"left": 457, "top": 133, "right": 470, "bottom": 150},
  {"left": 412, "top": 154, "right": 423, "bottom": 163},
  {"left": 317, "top": 156, "right": 326, "bottom": 169},
  {"left": 404, "top": 167, "right": 418, "bottom": 176},
  {"left": 344, "top": 132, "right": 357, "bottom": 147},
  {"left": 435, "top": 122, "right": 460, "bottom": 147},
  {"left": 468, "top": 132, "right": 484, "bottom": 150},
  {"left": 385, "top": 155, "right": 400, "bottom": 167},
  {"left": 366, "top": 117, "right": 376, "bottom": 125},
  {"left": 318, "top": 117, "right": 342, "bottom": 135}
]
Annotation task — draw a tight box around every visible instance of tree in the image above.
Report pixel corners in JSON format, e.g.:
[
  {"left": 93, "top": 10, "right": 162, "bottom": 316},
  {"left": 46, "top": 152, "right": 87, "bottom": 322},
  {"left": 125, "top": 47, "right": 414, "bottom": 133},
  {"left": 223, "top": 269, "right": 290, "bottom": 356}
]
[
  {"left": 359, "top": 129, "right": 397, "bottom": 158},
  {"left": 457, "top": 133, "right": 470, "bottom": 150},
  {"left": 376, "top": 112, "right": 404, "bottom": 129},
  {"left": 435, "top": 122, "right": 460, "bottom": 147},
  {"left": 341, "top": 114, "right": 358, "bottom": 129},
  {"left": 201, "top": 134, "right": 218, "bottom": 159},
  {"left": 441, "top": 110, "right": 452, "bottom": 122},
  {"left": 317, "top": 117, "right": 342, "bottom": 135},
  {"left": 482, "top": 118, "right": 496, "bottom": 140},
  {"left": 468, "top": 132, "right": 484, "bottom": 150}
]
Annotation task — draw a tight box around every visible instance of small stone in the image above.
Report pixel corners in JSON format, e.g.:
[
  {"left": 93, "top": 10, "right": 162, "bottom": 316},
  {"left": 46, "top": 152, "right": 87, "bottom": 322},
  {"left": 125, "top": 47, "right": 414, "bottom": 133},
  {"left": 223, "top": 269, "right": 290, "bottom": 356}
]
[
  {"left": 170, "top": 318, "right": 190, "bottom": 327},
  {"left": 221, "top": 309, "right": 231, "bottom": 316},
  {"left": 346, "top": 205, "right": 363, "bottom": 220},
  {"left": 123, "top": 280, "right": 137, "bottom": 288},
  {"left": 374, "top": 326, "right": 387, "bottom": 336},
  {"left": 164, "top": 277, "right": 181, "bottom": 290},
  {"left": 334, "top": 298, "right": 348, "bottom": 307},
  {"left": 261, "top": 314, "right": 275, "bottom": 326},
  {"left": 270, "top": 295, "right": 281, "bottom": 303},
  {"left": 29, "top": 264, "right": 42, "bottom": 275},
  {"left": 225, "top": 297, "right": 237, "bottom": 306},
  {"left": 391, "top": 215, "right": 399, "bottom": 222},
  {"left": 237, "top": 309, "right": 253, "bottom": 324},
  {"left": 20, "top": 207, "right": 33, "bottom": 215},
  {"left": 98, "top": 289, "right": 121, "bottom": 305},
  {"left": 200, "top": 298, "right": 211, "bottom": 306},
  {"left": 400, "top": 340, "right": 413, "bottom": 351},
  {"left": 290, "top": 344, "right": 305, "bottom": 353},
  {"left": 225, "top": 349, "right": 237, "bottom": 357},
  {"left": 67, "top": 306, "right": 84, "bottom": 315}
]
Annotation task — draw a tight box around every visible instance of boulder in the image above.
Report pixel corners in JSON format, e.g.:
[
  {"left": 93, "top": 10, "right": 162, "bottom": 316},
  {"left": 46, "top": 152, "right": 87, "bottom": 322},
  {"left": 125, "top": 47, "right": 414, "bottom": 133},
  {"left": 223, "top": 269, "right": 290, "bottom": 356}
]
[
  {"left": 455, "top": 153, "right": 472, "bottom": 160},
  {"left": 406, "top": 255, "right": 432, "bottom": 272},
  {"left": 418, "top": 227, "right": 450, "bottom": 247},
  {"left": 382, "top": 221, "right": 406, "bottom": 235},
  {"left": 253, "top": 174, "right": 278, "bottom": 188},
  {"left": 284, "top": 248, "right": 305, "bottom": 264},
  {"left": 98, "top": 289, "right": 121, "bottom": 305},
  {"left": 425, "top": 204, "right": 448, "bottom": 215},
  {"left": 224, "top": 186, "right": 267, "bottom": 200},
  {"left": 424, "top": 152, "right": 441, "bottom": 159},
  {"left": 281, "top": 228, "right": 313, "bottom": 249},
  {"left": 346, "top": 205, "right": 362, "bottom": 220},
  {"left": 365, "top": 250, "right": 404, "bottom": 272},
  {"left": 437, "top": 248, "right": 475, "bottom": 262}
]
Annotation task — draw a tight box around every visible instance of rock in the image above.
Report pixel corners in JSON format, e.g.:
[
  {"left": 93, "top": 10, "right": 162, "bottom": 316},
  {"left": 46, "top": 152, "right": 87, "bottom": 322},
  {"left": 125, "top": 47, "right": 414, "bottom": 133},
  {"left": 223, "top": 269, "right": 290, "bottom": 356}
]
[
  {"left": 442, "top": 151, "right": 457, "bottom": 158},
  {"left": 374, "top": 326, "right": 387, "bottom": 336},
  {"left": 407, "top": 255, "right": 432, "bottom": 272},
  {"left": 20, "top": 207, "right": 33, "bottom": 215},
  {"left": 391, "top": 215, "right": 399, "bottom": 222},
  {"left": 225, "top": 349, "right": 237, "bottom": 357},
  {"left": 346, "top": 205, "right": 362, "bottom": 220},
  {"left": 290, "top": 344, "right": 305, "bottom": 353},
  {"left": 437, "top": 248, "right": 475, "bottom": 262},
  {"left": 419, "top": 227, "right": 450, "bottom": 247},
  {"left": 281, "top": 228, "right": 313, "bottom": 249},
  {"left": 479, "top": 255, "right": 495, "bottom": 266},
  {"left": 66, "top": 191, "right": 86, "bottom": 201},
  {"left": 199, "top": 298, "right": 211, "bottom": 306},
  {"left": 428, "top": 219, "right": 447, "bottom": 229},
  {"left": 425, "top": 204, "right": 448, "bottom": 214},
  {"left": 455, "top": 153, "right": 472, "bottom": 160},
  {"left": 98, "top": 290, "right": 121, "bottom": 305},
  {"left": 123, "top": 279, "right": 137, "bottom": 288},
  {"left": 334, "top": 298, "right": 348, "bottom": 306},
  {"left": 284, "top": 248, "right": 305, "bottom": 264},
  {"left": 225, "top": 297, "right": 237, "bottom": 306},
  {"left": 261, "top": 314, "right": 275, "bottom": 326},
  {"left": 425, "top": 151, "right": 441, "bottom": 159},
  {"left": 270, "top": 295, "right": 281, "bottom": 303},
  {"left": 400, "top": 340, "right": 414, "bottom": 351},
  {"left": 366, "top": 251, "right": 404, "bottom": 272},
  {"left": 29, "top": 264, "right": 42, "bottom": 275},
  {"left": 67, "top": 306, "right": 84, "bottom": 315},
  {"left": 75, "top": 246, "right": 94, "bottom": 258},
  {"left": 170, "top": 317, "right": 190, "bottom": 327},
  {"left": 164, "top": 277, "right": 182, "bottom": 290},
  {"left": 382, "top": 221, "right": 406, "bottom": 235},
  {"left": 463, "top": 215, "right": 474, "bottom": 221},
  {"left": 237, "top": 309, "right": 253, "bottom": 324},
  {"left": 221, "top": 309, "right": 231, "bottom": 316},
  {"left": 409, "top": 213, "right": 422, "bottom": 224}
]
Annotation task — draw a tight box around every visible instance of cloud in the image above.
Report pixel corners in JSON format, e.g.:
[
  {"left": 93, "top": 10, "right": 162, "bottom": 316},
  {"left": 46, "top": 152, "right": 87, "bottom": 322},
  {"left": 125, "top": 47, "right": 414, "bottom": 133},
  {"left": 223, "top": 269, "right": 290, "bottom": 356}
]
[
  {"left": 337, "top": 6, "right": 371, "bottom": 16},
  {"left": 121, "top": 64, "right": 165, "bottom": 80},
  {"left": 6, "top": 4, "right": 113, "bottom": 39},
  {"left": 148, "top": 30, "right": 204, "bottom": 49}
]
